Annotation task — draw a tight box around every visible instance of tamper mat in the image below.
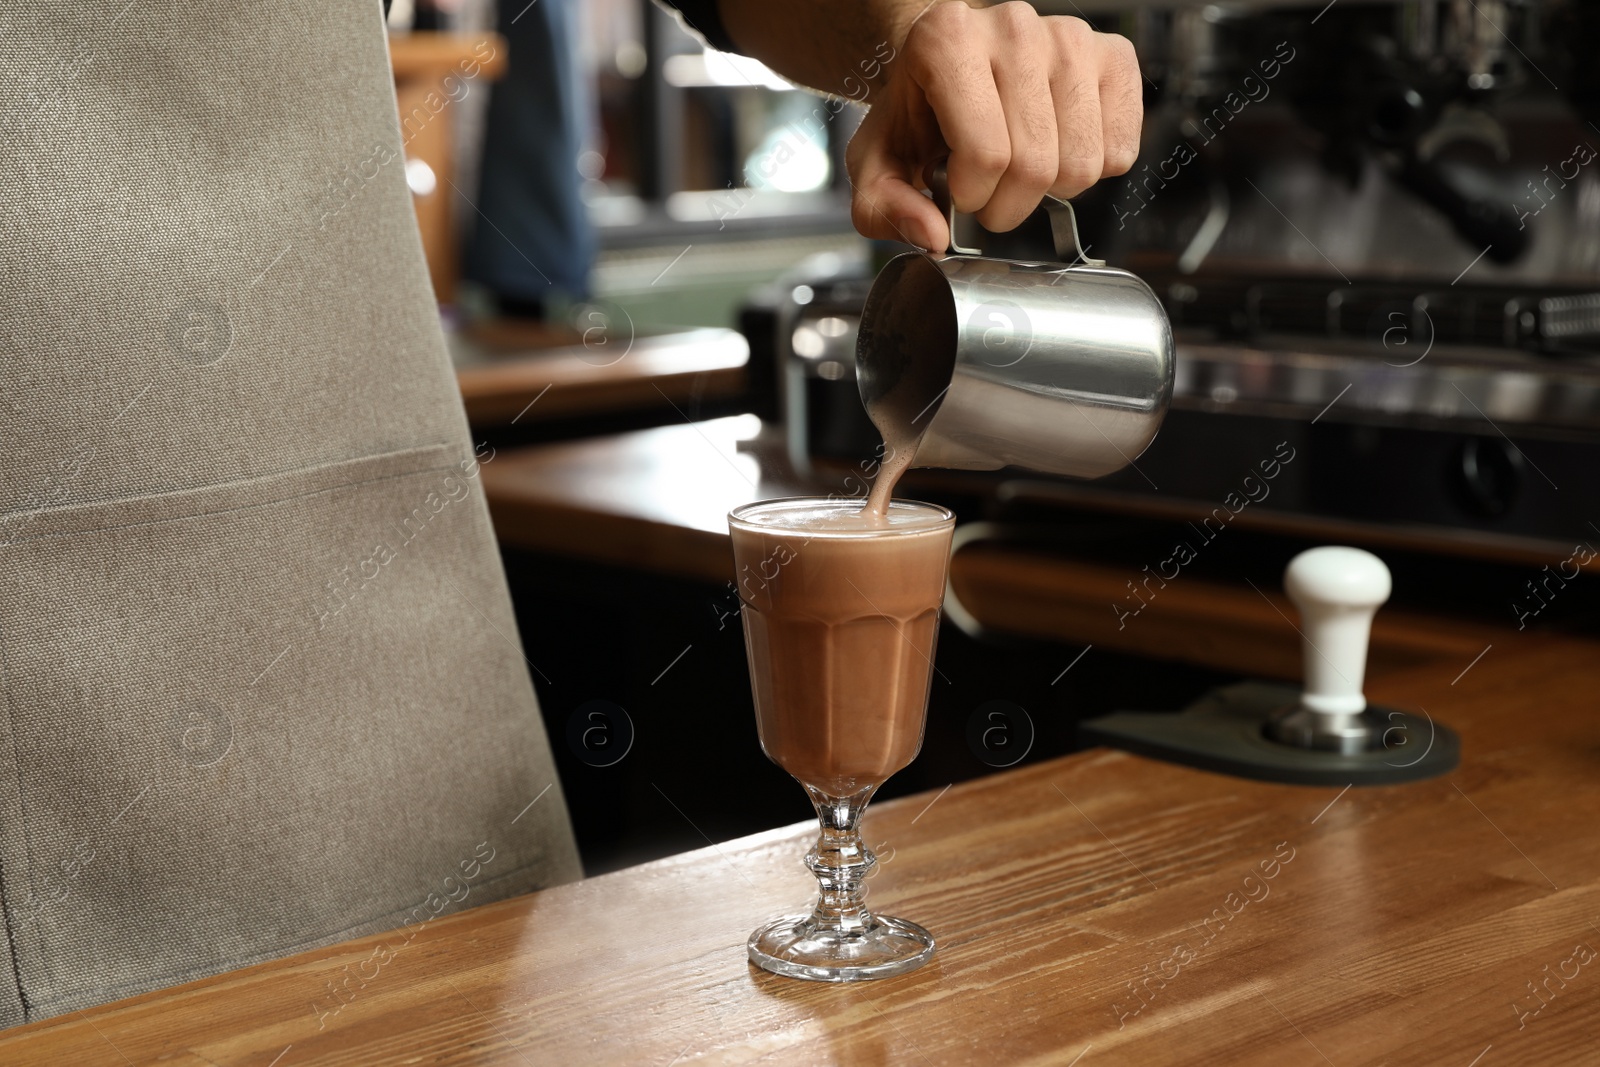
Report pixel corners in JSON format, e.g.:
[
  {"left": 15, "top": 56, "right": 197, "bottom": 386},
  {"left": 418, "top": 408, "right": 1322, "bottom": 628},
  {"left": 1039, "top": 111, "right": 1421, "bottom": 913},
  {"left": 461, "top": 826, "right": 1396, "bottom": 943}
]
[{"left": 1080, "top": 682, "right": 1459, "bottom": 786}]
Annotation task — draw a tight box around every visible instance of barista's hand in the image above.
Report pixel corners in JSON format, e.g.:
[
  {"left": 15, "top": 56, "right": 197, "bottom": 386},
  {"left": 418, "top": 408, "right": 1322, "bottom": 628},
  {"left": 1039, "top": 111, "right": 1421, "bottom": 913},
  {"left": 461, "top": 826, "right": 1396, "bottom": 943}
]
[{"left": 847, "top": 1, "right": 1143, "bottom": 251}]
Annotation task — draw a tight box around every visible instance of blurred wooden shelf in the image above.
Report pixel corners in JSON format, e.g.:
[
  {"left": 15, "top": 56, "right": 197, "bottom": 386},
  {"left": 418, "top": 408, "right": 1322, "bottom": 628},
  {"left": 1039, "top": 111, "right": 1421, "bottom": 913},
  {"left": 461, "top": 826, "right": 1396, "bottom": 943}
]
[
  {"left": 388, "top": 31, "right": 504, "bottom": 81},
  {"left": 480, "top": 414, "right": 803, "bottom": 580},
  {"left": 455, "top": 328, "right": 748, "bottom": 428},
  {"left": 388, "top": 31, "right": 506, "bottom": 303}
]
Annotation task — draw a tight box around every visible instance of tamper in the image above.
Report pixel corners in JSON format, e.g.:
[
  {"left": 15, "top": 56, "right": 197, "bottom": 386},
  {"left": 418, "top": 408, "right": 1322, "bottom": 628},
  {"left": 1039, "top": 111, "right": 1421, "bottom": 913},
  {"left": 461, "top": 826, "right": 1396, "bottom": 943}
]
[
  {"left": 1267, "top": 546, "right": 1391, "bottom": 754},
  {"left": 1080, "top": 546, "right": 1459, "bottom": 786}
]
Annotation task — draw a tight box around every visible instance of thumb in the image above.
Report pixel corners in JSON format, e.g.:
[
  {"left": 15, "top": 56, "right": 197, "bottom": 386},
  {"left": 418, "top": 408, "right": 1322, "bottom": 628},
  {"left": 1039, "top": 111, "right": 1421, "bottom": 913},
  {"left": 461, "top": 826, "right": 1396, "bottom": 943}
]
[{"left": 847, "top": 113, "right": 948, "bottom": 251}]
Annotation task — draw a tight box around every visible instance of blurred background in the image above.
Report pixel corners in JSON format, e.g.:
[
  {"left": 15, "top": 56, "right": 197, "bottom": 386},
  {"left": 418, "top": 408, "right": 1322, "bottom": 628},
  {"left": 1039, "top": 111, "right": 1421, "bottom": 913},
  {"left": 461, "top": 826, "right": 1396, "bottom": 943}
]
[{"left": 385, "top": 0, "right": 1600, "bottom": 875}]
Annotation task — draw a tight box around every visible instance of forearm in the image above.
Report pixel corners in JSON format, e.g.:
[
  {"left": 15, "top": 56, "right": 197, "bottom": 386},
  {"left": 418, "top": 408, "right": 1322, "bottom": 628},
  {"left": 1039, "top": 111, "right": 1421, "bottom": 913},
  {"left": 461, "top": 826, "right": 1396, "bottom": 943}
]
[{"left": 717, "top": 0, "right": 980, "bottom": 97}]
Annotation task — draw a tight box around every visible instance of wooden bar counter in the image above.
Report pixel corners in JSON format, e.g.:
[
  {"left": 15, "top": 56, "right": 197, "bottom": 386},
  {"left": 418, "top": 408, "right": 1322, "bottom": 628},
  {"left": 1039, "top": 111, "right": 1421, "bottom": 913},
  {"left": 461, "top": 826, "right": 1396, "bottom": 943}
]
[
  {"left": 7, "top": 420, "right": 1594, "bottom": 1064},
  {"left": 3, "top": 628, "right": 1596, "bottom": 1064}
]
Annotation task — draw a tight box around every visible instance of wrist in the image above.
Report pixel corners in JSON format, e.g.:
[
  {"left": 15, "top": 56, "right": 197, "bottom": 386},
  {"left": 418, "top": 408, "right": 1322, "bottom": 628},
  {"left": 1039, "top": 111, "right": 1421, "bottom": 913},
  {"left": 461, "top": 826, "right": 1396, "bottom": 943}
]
[
  {"left": 876, "top": 0, "right": 988, "bottom": 80},
  {"left": 892, "top": 0, "right": 987, "bottom": 41}
]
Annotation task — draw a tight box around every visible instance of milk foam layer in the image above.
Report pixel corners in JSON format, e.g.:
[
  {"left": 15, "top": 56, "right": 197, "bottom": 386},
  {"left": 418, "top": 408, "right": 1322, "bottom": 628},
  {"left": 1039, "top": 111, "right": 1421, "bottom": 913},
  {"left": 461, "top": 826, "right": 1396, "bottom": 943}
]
[{"left": 733, "top": 498, "right": 950, "bottom": 535}]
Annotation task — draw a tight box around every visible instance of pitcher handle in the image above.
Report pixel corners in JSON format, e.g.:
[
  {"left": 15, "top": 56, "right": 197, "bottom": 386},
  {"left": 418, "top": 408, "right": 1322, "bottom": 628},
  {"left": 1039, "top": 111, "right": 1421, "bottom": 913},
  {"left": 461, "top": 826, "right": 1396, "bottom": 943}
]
[
  {"left": 927, "top": 158, "right": 1106, "bottom": 268},
  {"left": 926, "top": 159, "right": 983, "bottom": 255}
]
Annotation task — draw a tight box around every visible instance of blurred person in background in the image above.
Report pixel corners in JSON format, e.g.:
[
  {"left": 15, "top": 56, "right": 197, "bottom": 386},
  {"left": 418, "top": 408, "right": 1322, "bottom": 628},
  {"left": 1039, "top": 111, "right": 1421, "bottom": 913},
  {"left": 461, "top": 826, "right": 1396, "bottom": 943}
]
[{"left": 464, "top": 0, "right": 596, "bottom": 319}]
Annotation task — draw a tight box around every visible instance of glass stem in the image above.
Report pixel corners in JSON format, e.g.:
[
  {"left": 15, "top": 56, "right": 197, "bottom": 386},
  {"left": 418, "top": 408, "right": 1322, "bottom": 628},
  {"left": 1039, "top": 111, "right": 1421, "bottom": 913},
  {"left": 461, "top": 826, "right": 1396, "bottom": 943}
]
[{"left": 801, "top": 783, "right": 879, "bottom": 937}]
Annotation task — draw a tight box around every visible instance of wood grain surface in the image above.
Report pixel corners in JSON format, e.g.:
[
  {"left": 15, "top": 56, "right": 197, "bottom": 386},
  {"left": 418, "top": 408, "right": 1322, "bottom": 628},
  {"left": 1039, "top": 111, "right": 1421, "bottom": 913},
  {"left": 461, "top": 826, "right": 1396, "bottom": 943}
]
[{"left": 4, "top": 628, "right": 1596, "bottom": 1065}]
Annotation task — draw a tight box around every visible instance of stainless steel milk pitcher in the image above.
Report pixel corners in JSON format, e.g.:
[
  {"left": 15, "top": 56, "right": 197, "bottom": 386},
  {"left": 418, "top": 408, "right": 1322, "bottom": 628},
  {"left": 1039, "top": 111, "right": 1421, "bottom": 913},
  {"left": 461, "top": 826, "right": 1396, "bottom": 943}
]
[{"left": 856, "top": 163, "right": 1175, "bottom": 478}]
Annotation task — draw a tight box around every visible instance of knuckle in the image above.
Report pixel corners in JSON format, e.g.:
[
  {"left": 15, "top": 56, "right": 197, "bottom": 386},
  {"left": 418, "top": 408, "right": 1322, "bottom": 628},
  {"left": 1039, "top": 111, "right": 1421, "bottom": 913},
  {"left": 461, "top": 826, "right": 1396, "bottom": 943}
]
[
  {"left": 1105, "top": 34, "right": 1142, "bottom": 86},
  {"left": 916, "top": 1, "right": 968, "bottom": 34},
  {"left": 1048, "top": 15, "right": 1092, "bottom": 47},
  {"left": 1011, "top": 149, "right": 1058, "bottom": 189},
  {"left": 1103, "top": 140, "right": 1139, "bottom": 177},
  {"left": 1054, "top": 155, "right": 1100, "bottom": 195},
  {"left": 966, "top": 142, "right": 1012, "bottom": 179},
  {"left": 996, "top": 1, "right": 1038, "bottom": 33},
  {"left": 904, "top": 30, "right": 955, "bottom": 80},
  {"left": 976, "top": 204, "right": 1025, "bottom": 233},
  {"left": 1103, "top": 111, "right": 1144, "bottom": 178},
  {"left": 850, "top": 196, "right": 882, "bottom": 236}
]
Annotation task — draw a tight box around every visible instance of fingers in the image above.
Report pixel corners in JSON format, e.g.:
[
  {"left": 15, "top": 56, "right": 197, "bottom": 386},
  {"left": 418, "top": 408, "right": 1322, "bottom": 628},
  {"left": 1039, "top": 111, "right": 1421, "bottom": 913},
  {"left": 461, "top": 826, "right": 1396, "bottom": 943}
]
[
  {"left": 844, "top": 3, "right": 1146, "bottom": 246},
  {"left": 903, "top": 2, "right": 1010, "bottom": 216},
  {"left": 980, "top": 4, "right": 1060, "bottom": 231},
  {"left": 907, "top": 6, "right": 1140, "bottom": 228},
  {"left": 1046, "top": 18, "right": 1106, "bottom": 200},
  {"left": 847, "top": 106, "right": 949, "bottom": 251},
  {"left": 1097, "top": 32, "right": 1143, "bottom": 179}
]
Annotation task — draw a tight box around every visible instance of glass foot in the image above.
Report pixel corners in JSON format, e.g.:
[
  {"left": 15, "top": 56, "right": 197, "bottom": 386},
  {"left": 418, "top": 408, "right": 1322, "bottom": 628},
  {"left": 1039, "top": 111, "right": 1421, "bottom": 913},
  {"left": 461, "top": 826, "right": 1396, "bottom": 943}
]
[{"left": 748, "top": 912, "right": 935, "bottom": 982}]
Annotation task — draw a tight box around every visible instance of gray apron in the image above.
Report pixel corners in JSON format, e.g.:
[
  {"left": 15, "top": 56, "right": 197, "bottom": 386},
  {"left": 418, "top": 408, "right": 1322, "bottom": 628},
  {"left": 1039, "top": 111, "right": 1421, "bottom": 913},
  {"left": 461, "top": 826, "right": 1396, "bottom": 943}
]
[{"left": 0, "top": 1, "right": 580, "bottom": 1024}]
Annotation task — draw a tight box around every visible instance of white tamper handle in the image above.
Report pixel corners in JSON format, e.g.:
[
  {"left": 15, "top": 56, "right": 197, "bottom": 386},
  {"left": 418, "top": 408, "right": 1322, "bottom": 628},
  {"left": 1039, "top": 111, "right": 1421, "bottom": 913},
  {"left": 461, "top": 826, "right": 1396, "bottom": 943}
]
[{"left": 1284, "top": 546, "right": 1392, "bottom": 720}]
